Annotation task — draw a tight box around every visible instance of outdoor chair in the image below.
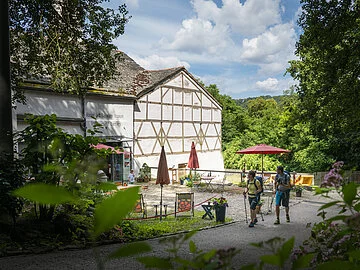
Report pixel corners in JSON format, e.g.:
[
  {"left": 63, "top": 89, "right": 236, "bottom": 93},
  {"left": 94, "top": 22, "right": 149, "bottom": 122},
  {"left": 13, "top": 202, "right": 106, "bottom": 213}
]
[
  {"left": 133, "top": 193, "right": 147, "bottom": 218},
  {"left": 175, "top": 192, "right": 194, "bottom": 217}
]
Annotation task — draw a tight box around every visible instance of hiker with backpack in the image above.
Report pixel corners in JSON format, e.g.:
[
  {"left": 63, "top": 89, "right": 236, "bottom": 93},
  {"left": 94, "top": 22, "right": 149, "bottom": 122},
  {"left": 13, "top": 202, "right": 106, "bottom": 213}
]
[
  {"left": 273, "top": 165, "right": 291, "bottom": 224},
  {"left": 243, "top": 170, "right": 263, "bottom": 227}
]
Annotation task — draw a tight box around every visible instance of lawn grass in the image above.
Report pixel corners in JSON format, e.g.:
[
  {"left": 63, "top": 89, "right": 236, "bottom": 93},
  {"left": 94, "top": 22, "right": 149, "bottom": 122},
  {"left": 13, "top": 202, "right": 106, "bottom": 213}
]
[{"left": 118, "top": 210, "right": 233, "bottom": 241}]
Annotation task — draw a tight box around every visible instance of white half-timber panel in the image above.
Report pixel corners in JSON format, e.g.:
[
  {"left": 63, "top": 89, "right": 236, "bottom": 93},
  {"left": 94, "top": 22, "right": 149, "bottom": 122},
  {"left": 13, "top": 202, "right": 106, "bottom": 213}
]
[
  {"left": 147, "top": 88, "right": 161, "bottom": 103},
  {"left": 183, "top": 123, "right": 197, "bottom": 136},
  {"left": 183, "top": 76, "right": 197, "bottom": 90},
  {"left": 167, "top": 138, "right": 182, "bottom": 153},
  {"left": 173, "top": 106, "right": 182, "bottom": 121},
  {"left": 184, "top": 91, "right": 192, "bottom": 105},
  {"left": 163, "top": 104, "right": 173, "bottom": 120},
  {"left": 206, "top": 124, "right": 217, "bottom": 136},
  {"left": 173, "top": 89, "right": 183, "bottom": 105},
  {"left": 213, "top": 109, "right": 221, "bottom": 122},
  {"left": 202, "top": 94, "right": 213, "bottom": 107},
  {"left": 206, "top": 137, "right": 219, "bottom": 150},
  {"left": 164, "top": 74, "right": 182, "bottom": 88},
  {"left": 162, "top": 88, "right": 172, "bottom": 103},
  {"left": 137, "top": 122, "right": 155, "bottom": 137},
  {"left": 193, "top": 107, "right": 201, "bottom": 121},
  {"left": 170, "top": 122, "right": 182, "bottom": 136},
  {"left": 148, "top": 103, "right": 161, "bottom": 119},
  {"left": 183, "top": 106, "right": 192, "bottom": 121},
  {"left": 136, "top": 102, "right": 147, "bottom": 119},
  {"left": 193, "top": 92, "right": 201, "bottom": 105},
  {"left": 202, "top": 108, "right": 212, "bottom": 121},
  {"left": 16, "top": 91, "right": 82, "bottom": 119}
]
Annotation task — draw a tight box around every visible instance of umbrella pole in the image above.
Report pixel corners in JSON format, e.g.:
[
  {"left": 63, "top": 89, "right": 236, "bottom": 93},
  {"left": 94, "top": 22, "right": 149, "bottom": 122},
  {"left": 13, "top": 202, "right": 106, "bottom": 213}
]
[
  {"left": 160, "top": 184, "right": 163, "bottom": 221},
  {"left": 261, "top": 155, "right": 264, "bottom": 178}
]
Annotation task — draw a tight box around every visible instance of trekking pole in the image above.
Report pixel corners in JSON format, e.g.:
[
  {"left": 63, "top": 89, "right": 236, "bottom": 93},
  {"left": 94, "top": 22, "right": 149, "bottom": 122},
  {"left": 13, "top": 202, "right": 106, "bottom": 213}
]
[
  {"left": 269, "top": 193, "right": 274, "bottom": 213},
  {"left": 260, "top": 207, "right": 264, "bottom": 221},
  {"left": 243, "top": 194, "right": 248, "bottom": 224}
]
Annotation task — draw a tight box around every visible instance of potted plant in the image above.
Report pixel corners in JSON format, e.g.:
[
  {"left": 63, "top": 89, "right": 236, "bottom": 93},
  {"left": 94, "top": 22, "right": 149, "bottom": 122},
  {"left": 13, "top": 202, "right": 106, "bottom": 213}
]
[
  {"left": 293, "top": 184, "right": 304, "bottom": 197},
  {"left": 179, "top": 176, "right": 186, "bottom": 185},
  {"left": 212, "top": 197, "right": 229, "bottom": 222}
]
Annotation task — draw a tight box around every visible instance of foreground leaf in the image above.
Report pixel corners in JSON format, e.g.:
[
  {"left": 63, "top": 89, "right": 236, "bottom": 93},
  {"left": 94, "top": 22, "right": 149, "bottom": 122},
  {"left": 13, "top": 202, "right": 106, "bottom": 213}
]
[
  {"left": 317, "top": 260, "right": 354, "bottom": 270},
  {"left": 137, "top": 256, "right": 173, "bottom": 269},
  {"left": 342, "top": 182, "right": 357, "bottom": 205},
  {"left": 260, "top": 254, "right": 281, "bottom": 266},
  {"left": 278, "top": 237, "right": 294, "bottom": 267},
  {"left": 292, "top": 253, "right": 314, "bottom": 270},
  {"left": 93, "top": 186, "right": 139, "bottom": 236},
  {"left": 318, "top": 201, "right": 341, "bottom": 211},
  {"left": 13, "top": 183, "right": 76, "bottom": 205}
]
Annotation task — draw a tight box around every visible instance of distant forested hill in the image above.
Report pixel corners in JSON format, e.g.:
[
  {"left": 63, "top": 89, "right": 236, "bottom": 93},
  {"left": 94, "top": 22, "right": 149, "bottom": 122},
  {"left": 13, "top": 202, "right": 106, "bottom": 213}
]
[{"left": 235, "top": 95, "right": 283, "bottom": 108}]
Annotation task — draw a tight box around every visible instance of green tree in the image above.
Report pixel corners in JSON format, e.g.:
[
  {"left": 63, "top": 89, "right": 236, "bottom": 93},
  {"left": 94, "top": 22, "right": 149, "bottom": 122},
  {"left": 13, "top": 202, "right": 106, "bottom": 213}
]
[
  {"left": 9, "top": 0, "right": 130, "bottom": 101},
  {"left": 16, "top": 114, "right": 107, "bottom": 220},
  {"left": 287, "top": 0, "right": 360, "bottom": 169}
]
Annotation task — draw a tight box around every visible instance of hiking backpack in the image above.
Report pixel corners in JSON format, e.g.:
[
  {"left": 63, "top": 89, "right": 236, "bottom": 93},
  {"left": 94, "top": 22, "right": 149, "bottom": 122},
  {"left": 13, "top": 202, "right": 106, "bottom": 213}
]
[{"left": 247, "top": 176, "right": 264, "bottom": 195}]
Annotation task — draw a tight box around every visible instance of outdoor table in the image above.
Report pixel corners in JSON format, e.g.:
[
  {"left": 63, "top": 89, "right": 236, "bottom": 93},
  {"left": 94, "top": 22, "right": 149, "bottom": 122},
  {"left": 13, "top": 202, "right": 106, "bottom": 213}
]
[
  {"left": 201, "top": 176, "right": 215, "bottom": 192},
  {"left": 201, "top": 203, "right": 214, "bottom": 220}
]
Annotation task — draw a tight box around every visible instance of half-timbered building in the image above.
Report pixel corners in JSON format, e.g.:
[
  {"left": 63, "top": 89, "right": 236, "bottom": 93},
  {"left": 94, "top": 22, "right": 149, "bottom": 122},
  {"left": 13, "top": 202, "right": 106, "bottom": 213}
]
[{"left": 13, "top": 52, "right": 224, "bottom": 180}]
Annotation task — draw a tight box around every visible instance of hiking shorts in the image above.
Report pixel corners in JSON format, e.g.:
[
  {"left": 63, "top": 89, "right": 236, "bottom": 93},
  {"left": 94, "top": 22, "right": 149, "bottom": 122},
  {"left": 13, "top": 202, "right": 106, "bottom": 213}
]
[
  {"left": 248, "top": 196, "right": 258, "bottom": 210},
  {"left": 275, "top": 190, "right": 289, "bottom": 207}
]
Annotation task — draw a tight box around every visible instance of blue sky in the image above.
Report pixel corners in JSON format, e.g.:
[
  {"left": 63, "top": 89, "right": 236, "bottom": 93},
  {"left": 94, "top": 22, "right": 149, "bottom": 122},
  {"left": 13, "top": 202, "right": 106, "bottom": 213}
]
[{"left": 109, "top": 0, "right": 302, "bottom": 99}]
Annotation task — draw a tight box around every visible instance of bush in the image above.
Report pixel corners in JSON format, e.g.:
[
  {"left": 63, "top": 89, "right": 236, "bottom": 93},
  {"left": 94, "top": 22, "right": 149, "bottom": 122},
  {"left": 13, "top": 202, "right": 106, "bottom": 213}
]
[{"left": 0, "top": 153, "right": 26, "bottom": 226}]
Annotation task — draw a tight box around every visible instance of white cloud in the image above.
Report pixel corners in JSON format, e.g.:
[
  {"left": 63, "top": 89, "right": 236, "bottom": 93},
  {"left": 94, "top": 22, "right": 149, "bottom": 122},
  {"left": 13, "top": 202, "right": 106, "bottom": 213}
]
[
  {"left": 160, "top": 18, "right": 232, "bottom": 55},
  {"left": 256, "top": 78, "right": 279, "bottom": 92},
  {"left": 240, "top": 23, "right": 297, "bottom": 74},
  {"left": 124, "top": 0, "right": 139, "bottom": 9},
  {"left": 130, "top": 54, "right": 191, "bottom": 70},
  {"left": 192, "top": 0, "right": 281, "bottom": 36}
]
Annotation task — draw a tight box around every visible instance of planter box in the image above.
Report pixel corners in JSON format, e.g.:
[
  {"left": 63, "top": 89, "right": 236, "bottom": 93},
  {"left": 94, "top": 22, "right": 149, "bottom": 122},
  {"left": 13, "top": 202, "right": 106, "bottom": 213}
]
[{"left": 215, "top": 205, "right": 226, "bottom": 222}]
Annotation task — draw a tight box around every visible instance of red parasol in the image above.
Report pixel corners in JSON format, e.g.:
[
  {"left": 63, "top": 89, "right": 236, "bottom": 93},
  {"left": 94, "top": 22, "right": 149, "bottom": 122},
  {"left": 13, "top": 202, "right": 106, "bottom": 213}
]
[
  {"left": 156, "top": 146, "right": 170, "bottom": 220},
  {"left": 92, "top": 143, "right": 124, "bottom": 154},
  {"left": 236, "top": 144, "right": 290, "bottom": 176},
  {"left": 187, "top": 141, "right": 199, "bottom": 169}
]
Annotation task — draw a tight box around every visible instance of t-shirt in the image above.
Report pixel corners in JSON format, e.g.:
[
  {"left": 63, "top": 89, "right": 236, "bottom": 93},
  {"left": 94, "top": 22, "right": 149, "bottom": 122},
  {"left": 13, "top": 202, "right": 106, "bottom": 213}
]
[
  {"left": 128, "top": 173, "right": 135, "bottom": 183},
  {"left": 247, "top": 178, "right": 261, "bottom": 198},
  {"left": 275, "top": 173, "right": 290, "bottom": 191}
]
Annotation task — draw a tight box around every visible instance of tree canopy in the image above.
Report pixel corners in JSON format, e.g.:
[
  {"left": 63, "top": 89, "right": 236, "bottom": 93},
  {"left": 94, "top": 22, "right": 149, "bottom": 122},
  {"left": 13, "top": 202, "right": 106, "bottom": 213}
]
[
  {"left": 9, "top": 0, "right": 130, "bottom": 101},
  {"left": 287, "top": 0, "right": 360, "bottom": 169}
]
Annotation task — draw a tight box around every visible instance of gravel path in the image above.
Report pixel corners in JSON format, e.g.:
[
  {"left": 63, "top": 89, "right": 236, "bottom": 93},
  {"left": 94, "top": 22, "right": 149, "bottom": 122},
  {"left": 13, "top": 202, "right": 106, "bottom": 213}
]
[{"left": 135, "top": 182, "right": 340, "bottom": 221}]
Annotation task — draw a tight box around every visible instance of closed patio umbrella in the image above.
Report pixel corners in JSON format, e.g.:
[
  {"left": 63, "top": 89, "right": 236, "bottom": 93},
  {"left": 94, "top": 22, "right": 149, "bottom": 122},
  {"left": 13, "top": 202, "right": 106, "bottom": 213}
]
[
  {"left": 236, "top": 144, "right": 290, "bottom": 177},
  {"left": 188, "top": 141, "right": 199, "bottom": 174},
  {"left": 156, "top": 146, "right": 170, "bottom": 220}
]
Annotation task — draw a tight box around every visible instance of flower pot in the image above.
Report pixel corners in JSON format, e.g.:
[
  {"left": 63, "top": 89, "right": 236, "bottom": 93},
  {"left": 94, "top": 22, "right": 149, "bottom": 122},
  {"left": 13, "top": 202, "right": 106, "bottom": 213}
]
[
  {"left": 296, "top": 190, "right": 302, "bottom": 197},
  {"left": 215, "top": 205, "right": 226, "bottom": 222}
]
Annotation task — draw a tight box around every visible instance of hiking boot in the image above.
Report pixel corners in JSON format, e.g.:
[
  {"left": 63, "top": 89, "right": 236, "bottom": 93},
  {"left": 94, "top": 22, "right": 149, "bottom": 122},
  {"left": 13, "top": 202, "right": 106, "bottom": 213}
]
[
  {"left": 286, "top": 215, "right": 290, "bottom": 222},
  {"left": 249, "top": 222, "right": 255, "bottom": 227},
  {"left": 254, "top": 218, "right": 258, "bottom": 224},
  {"left": 274, "top": 219, "right": 280, "bottom": 225}
]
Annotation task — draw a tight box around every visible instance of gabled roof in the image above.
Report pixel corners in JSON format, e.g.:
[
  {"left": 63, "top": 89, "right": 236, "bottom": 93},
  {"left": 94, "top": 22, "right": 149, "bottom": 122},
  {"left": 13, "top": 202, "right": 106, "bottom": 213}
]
[{"left": 100, "top": 52, "right": 184, "bottom": 96}]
